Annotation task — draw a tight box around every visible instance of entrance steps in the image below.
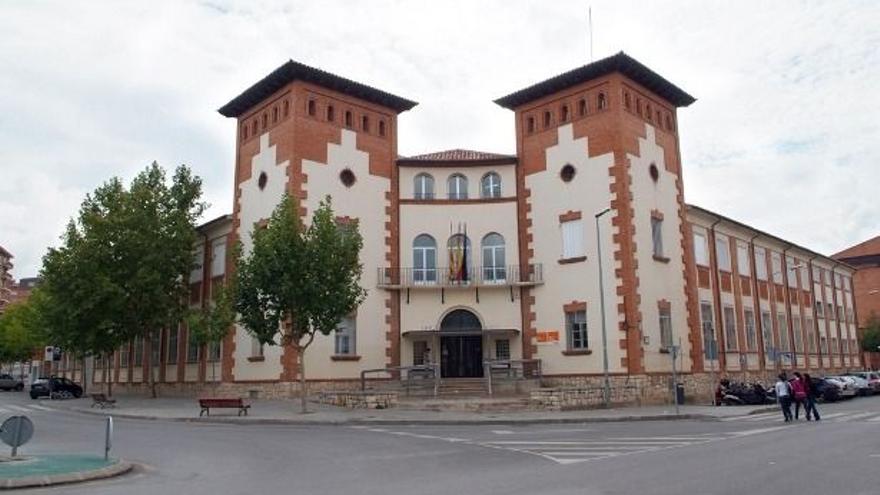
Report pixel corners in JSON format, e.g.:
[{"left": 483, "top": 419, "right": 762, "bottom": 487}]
[
  {"left": 398, "top": 395, "right": 533, "bottom": 412},
  {"left": 437, "top": 378, "right": 487, "bottom": 396}
]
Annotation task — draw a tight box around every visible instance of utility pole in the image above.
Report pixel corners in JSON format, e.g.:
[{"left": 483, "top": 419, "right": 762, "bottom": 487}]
[{"left": 595, "top": 207, "right": 612, "bottom": 407}]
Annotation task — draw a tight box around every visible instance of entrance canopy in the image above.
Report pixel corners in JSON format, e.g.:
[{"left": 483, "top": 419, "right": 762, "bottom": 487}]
[{"left": 402, "top": 328, "right": 519, "bottom": 338}]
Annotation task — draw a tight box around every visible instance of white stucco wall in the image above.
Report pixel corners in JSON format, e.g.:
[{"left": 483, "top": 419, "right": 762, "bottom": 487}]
[{"left": 527, "top": 124, "right": 620, "bottom": 375}]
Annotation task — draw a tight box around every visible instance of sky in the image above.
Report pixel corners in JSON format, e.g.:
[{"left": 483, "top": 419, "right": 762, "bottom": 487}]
[{"left": 1, "top": 0, "right": 878, "bottom": 278}]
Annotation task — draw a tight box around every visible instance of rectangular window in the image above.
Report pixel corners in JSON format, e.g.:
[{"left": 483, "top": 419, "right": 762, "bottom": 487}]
[
  {"left": 658, "top": 306, "right": 673, "bottom": 349},
  {"left": 771, "top": 252, "right": 783, "bottom": 284},
  {"left": 777, "top": 313, "right": 789, "bottom": 351},
  {"left": 715, "top": 235, "right": 731, "bottom": 271},
  {"left": 792, "top": 317, "right": 803, "bottom": 352},
  {"left": 723, "top": 306, "right": 737, "bottom": 351},
  {"left": 737, "top": 243, "right": 750, "bottom": 276},
  {"left": 561, "top": 220, "right": 585, "bottom": 259},
  {"left": 786, "top": 256, "right": 798, "bottom": 288},
  {"left": 334, "top": 315, "right": 356, "bottom": 355},
  {"left": 150, "top": 331, "right": 161, "bottom": 366},
  {"left": 191, "top": 244, "right": 204, "bottom": 282},
  {"left": 120, "top": 345, "right": 130, "bottom": 368},
  {"left": 814, "top": 300, "right": 824, "bottom": 317},
  {"left": 831, "top": 337, "right": 838, "bottom": 355},
  {"left": 566, "top": 310, "right": 588, "bottom": 350},
  {"left": 207, "top": 341, "right": 221, "bottom": 362},
  {"left": 167, "top": 327, "right": 179, "bottom": 364},
  {"left": 827, "top": 303, "right": 834, "bottom": 320},
  {"left": 754, "top": 248, "right": 767, "bottom": 280},
  {"left": 806, "top": 319, "right": 815, "bottom": 353},
  {"left": 820, "top": 336, "right": 828, "bottom": 354},
  {"left": 211, "top": 238, "right": 226, "bottom": 277},
  {"left": 651, "top": 217, "right": 664, "bottom": 258},
  {"left": 761, "top": 311, "right": 773, "bottom": 353},
  {"left": 842, "top": 338, "right": 849, "bottom": 354},
  {"left": 250, "top": 337, "right": 264, "bottom": 358},
  {"left": 133, "top": 337, "right": 144, "bottom": 366},
  {"left": 837, "top": 305, "right": 844, "bottom": 321},
  {"left": 744, "top": 309, "right": 757, "bottom": 351},
  {"left": 700, "top": 302, "right": 715, "bottom": 355},
  {"left": 693, "top": 232, "right": 709, "bottom": 266},
  {"left": 495, "top": 339, "right": 511, "bottom": 360},
  {"left": 187, "top": 334, "right": 200, "bottom": 363},
  {"left": 413, "top": 341, "right": 428, "bottom": 365}
]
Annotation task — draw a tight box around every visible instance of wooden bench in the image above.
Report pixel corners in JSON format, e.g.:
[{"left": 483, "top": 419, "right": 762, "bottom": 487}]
[
  {"left": 90, "top": 393, "right": 117, "bottom": 409},
  {"left": 198, "top": 398, "right": 251, "bottom": 417}
]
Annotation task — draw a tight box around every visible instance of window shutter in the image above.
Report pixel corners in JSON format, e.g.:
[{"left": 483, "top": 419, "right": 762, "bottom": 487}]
[{"left": 562, "top": 220, "right": 584, "bottom": 258}]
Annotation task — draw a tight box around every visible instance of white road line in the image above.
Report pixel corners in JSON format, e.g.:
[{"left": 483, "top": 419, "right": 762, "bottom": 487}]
[
  {"left": 486, "top": 440, "right": 692, "bottom": 446},
  {"left": 540, "top": 451, "right": 623, "bottom": 457},
  {"left": 820, "top": 412, "right": 847, "bottom": 420},
  {"left": 606, "top": 436, "right": 724, "bottom": 441},
  {"left": 28, "top": 404, "right": 53, "bottom": 411},
  {"left": 0, "top": 408, "right": 8, "bottom": 413},
  {"left": 520, "top": 445, "right": 658, "bottom": 451},
  {"left": 7, "top": 405, "right": 30, "bottom": 412},
  {"left": 867, "top": 415, "right": 880, "bottom": 422},
  {"left": 730, "top": 426, "right": 792, "bottom": 437},
  {"left": 832, "top": 412, "right": 876, "bottom": 422},
  {"left": 721, "top": 412, "right": 778, "bottom": 422}
]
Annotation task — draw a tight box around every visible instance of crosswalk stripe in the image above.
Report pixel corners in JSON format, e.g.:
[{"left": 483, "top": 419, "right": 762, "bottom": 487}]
[
  {"left": 832, "top": 412, "right": 876, "bottom": 422},
  {"left": 7, "top": 405, "right": 30, "bottom": 412},
  {"left": 486, "top": 440, "right": 691, "bottom": 446},
  {"left": 28, "top": 404, "right": 52, "bottom": 411},
  {"left": 821, "top": 413, "right": 847, "bottom": 420},
  {"left": 867, "top": 415, "right": 880, "bottom": 422},
  {"left": 0, "top": 408, "right": 8, "bottom": 413}
]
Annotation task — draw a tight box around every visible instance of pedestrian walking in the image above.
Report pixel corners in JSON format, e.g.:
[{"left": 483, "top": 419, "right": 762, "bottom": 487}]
[
  {"left": 775, "top": 373, "right": 792, "bottom": 422},
  {"left": 802, "top": 373, "right": 821, "bottom": 421},
  {"left": 790, "top": 372, "right": 807, "bottom": 420}
]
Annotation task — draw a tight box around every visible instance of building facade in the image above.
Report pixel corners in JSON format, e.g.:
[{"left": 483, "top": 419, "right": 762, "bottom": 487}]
[
  {"left": 834, "top": 236, "right": 880, "bottom": 368},
  {"left": 83, "top": 53, "right": 861, "bottom": 398},
  {"left": 0, "top": 245, "right": 13, "bottom": 314}
]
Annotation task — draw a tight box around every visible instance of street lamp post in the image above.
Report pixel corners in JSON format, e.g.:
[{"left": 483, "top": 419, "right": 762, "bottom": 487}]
[{"left": 595, "top": 207, "right": 612, "bottom": 408}]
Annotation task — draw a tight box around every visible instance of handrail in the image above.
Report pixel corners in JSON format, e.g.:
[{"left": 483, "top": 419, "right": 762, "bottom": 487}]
[
  {"left": 360, "top": 364, "right": 440, "bottom": 397},
  {"left": 378, "top": 264, "right": 543, "bottom": 288},
  {"left": 483, "top": 359, "right": 542, "bottom": 395}
]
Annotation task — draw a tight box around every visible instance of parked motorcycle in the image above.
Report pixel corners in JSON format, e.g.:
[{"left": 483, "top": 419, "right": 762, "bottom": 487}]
[{"left": 717, "top": 380, "right": 774, "bottom": 405}]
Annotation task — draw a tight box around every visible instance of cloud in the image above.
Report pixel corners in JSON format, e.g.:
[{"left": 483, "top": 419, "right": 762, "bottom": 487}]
[{"left": 1, "top": 0, "right": 878, "bottom": 276}]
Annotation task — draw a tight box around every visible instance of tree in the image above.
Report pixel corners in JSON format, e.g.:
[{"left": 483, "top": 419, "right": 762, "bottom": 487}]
[
  {"left": 0, "top": 296, "right": 46, "bottom": 370},
  {"left": 861, "top": 313, "right": 880, "bottom": 353},
  {"left": 234, "top": 194, "right": 366, "bottom": 413},
  {"left": 186, "top": 285, "right": 235, "bottom": 383},
  {"left": 39, "top": 162, "right": 206, "bottom": 396}
]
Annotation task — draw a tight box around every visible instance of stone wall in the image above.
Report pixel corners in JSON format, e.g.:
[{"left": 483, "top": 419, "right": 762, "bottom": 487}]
[{"left": 316, "top": 391, "right": 398, "bottom": 409}]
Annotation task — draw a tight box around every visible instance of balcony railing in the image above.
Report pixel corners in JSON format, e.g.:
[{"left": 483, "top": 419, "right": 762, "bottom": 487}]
[{"left": 377, "top": 264, "right": 543, "bottom": 288}]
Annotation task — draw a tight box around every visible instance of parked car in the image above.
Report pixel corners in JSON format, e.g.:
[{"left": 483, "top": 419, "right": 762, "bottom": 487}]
[
  {"left": 0, "top": 373, "right": 25, "bottom": 391},
  {"left": 847, "top": 371, "right": 880, "bottom": 393},
  {"left": 842, "top": 375, "right": 872, "bottom": 396},
  {"left": 825, "top": 376, "right": 857, "bottom": 399},
  {"left": 810, "top": 377, "right": 841, "bottom": 402},
  {"left": 29, "top": 377, "right": 83, "bottom": 400}
]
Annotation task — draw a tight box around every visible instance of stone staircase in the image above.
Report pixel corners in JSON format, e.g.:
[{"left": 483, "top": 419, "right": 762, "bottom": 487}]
[{"left": 437, "top": 378, "right": 488, "bottom": 396}]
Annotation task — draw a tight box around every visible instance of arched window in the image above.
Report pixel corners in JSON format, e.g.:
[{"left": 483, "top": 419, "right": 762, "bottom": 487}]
[
  {"left": 578, "top": 98, "right": 587, "bottom": 116},
  {"left": 447, "top": 174, "right": 468, "bottom": 200},
  {"left": 598, "top": 92, "right": 607, "bottom": 110},
  {"left": 480, "top": 172, "right": 501, "bottom": 198},
  {"left": 345, "top": 110, "right": 353, "bottom": 128},
  {"left": 283, "top": 100, "right": 289, "bottom": 117},
  {"left": 481, "top": 233, "right": 506, "bottom": 282},
  {"left": 543, "top": 110, "right": 552, "bottom": 128},
  {"left": 379, "top": 120, "right": 386, "bottom": 137},
  {"left": 527, "top": 116, "right": 535, "bottom": 133},
  {"left": 560, "top": 105, "right": 569, "bottom": 122},
  {"left": 414, "top": 173, "right": 434, "bottom": 200},
  {"left": 447, "top": 234, "right": 472, "bottom": 283},
  {"left": 362, "top": 115, "right": 370, "bottom": 132},
  {"left": 273, "top": 106, "right": 279, "bottom": 122},
  {"left": 327, "top": 105, "right": 335, "bottom": 122},
  {"left": 624, "top": 92, "right": 631, "bottom": 110},
  {"left": 307, "top": 100, "right": 316, "bottom": 117},
  {"left": 413, "top": 234, "right": 437, "bottom": 284}
]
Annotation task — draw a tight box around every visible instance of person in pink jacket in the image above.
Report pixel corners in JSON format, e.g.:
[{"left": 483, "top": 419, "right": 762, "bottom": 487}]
[{"left": 790, "top": 372, "right": 808, "bottom": 420}]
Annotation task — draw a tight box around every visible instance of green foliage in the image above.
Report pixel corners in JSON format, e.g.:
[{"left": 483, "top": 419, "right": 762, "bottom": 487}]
[
  {"left": 0, "top": 296, "right": 46, "bottom": 363},
  {"left": 39, "top": 162, "right": 206, "bottom": 371},
  {"left": 234, "top": 194, "right": 366, "bottom": 348},
  {"left": 233, "top": 194, "right": 366, "bottom": 411},
  {"left": 861, "top": 313, "right": 880, "bottom": 352},
  {"left": 187, "top": 284, "right": 235, "bottom": 347}
]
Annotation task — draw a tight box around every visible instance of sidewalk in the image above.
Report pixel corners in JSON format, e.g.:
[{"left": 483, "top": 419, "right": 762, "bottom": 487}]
[{"left": 53, "top": 396, "right": 778, "bottom": 425}]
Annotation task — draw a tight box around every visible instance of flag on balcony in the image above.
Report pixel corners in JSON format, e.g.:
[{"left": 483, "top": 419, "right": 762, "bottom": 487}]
[{"left": 448, "top": 223, "right": 469, "bottom": 283}]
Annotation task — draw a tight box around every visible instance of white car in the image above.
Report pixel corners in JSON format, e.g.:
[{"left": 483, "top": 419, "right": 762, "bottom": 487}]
[
  {"left": 841, "top": 375, "right": 872, "bottom": 396},
  {"left": 825, "top": 377, "right": 857, "bottom": 398}
]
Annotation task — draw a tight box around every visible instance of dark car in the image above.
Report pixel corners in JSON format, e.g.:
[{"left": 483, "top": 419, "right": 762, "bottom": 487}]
[
  {"left": 0, "top": 373, "right": 25, "bottom": 391},
  {"left": 811, "top": 377, "right": 841, "bottom": 402},
  {"left": 29, "top": 377, "right": 83, "bottom": 400}
]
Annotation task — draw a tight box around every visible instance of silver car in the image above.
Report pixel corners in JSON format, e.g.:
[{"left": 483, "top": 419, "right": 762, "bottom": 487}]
[{"left": 0, "top": 373, "right": 25, "bottom": 391}]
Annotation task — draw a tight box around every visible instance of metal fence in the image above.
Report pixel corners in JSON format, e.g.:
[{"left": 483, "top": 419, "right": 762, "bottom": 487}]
[
  {"left": 378, "top": 264, "right": 543, "bottom": 288},
  {"left": 360, "top": 364, "right": 441, "bottom": 397}
]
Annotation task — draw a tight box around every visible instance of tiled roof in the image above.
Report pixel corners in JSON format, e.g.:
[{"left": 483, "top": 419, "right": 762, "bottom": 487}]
[
  {"left": 495, "top": 51, "right": 696, "bottom": 109},
  {"left": 832, "top": 234, "right": 880, "bottom": 260},
  {"left": 400, "top": 149, "right": 516, "bottom": 162},
  {"left": 219, "top": 60, "right": 418, "bottom": 117}
]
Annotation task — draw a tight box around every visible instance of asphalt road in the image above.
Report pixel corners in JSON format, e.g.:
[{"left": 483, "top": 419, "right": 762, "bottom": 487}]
[{"left": 1, "top": 392, "right": 879, "bottom": 495}]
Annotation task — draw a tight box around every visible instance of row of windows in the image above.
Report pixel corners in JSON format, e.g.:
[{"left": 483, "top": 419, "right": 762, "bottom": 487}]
[
  {"left": 413, "top": 172, "right": 502, "bottom": 200},
  {"left": 558, "top": 212, "right": 666, "bottom": 262},
  {"left": 96, "top": 330, "right": 220, "bottom": 370},
  {"left": 412, "top": 233, "right": 506, "bottom": 282},
  {"left": 525, "top": 91, "right": 608, "bottom": 134},
  {"left": 190, "top": 237, "right": 227, "bottom": 282},
  {"left": 564, "top": 304, "right": 674, "bottom": 352},
  {"left": 699, "top": 301, "right": 857, "bottom": 357},
  {"left": 249, "top": 315, "right": 357, "bottom": 358},
  {"left": 306, "top": 97, "right": 388, "bottom": 137},
  {"left": 240, "top": 98, "right": 291, "bottom": 140},
  {"left": 692, "top": 231, "right": 853, "bottom": 292},
  {"left": 622, "top": 89, "right": 676, "bottom": 132}
]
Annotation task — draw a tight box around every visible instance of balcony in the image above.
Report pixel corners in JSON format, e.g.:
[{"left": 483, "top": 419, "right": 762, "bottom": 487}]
[{"left": 377, "top": 264, "right": 543, "bottom": 289}]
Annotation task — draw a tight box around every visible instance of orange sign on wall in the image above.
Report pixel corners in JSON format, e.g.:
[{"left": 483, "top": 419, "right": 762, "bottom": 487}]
[{"left": 536, "top": 330, "right": 560, "bottom": 343}]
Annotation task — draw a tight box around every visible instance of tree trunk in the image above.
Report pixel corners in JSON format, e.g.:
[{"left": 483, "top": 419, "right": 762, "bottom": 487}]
[
  {"left": 102, "top": 358, "right": 110, "bottom": 397},
  {"left": 299, "top": 344, "right": 308, "bottom": 414},
  {"left": 148, "top": 331, "right": 158, "bottom": 399}
]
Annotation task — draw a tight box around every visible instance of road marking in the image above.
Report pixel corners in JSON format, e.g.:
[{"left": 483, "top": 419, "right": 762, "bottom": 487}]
[
  {"left": 486, "top": 440, "right": 693, "bottom": 446},
  {"left": 867, "top": 415, "right": 880, "bottom": 422},
  {"left": 7, "top": 405, "right": 30, "bottom": 412},
  {"left": 492, "top": 430, "right": 515, "bottom": 435},
  {"left": 606, "top": 436, "right": 724, "bottom": 441},
  {"left": 28, "top": 404, "right": 53, "bottom": 411},
  {"left": 720, "top": 412, "right": 778, "bottom": 422},
  {"left": 831, "top": 412, "right": 876, "bottom": 422},
  {"left": 730, "top": 426, "right": 791, "bottom": 437},
  {"left": 0, "top": 408, "right": 7, "bottom": 413}
]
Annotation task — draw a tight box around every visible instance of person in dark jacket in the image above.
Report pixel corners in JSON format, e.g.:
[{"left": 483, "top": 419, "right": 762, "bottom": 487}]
[{"left": 802, "top": 373, "right": 821, "bottom": 421}]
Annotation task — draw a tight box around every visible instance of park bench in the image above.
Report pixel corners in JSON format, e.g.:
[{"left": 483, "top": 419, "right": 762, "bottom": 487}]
[
  {"left": 90, "top": 393, "right": 117, "bottom": 409},
  {"left": 198, "top": 398, "right": 251, "bottom": 417}
]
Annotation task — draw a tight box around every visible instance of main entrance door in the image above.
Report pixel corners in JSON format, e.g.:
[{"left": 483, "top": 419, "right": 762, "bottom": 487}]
[{"left": 440, "top": 309, "right": 483, "bottom": 378}]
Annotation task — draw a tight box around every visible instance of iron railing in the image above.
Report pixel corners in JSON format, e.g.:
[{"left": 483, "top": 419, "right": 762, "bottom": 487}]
[
  {"left": 378, "top": 264, "right": 543, "bottom": 288},
  {"left": 483, "top": 359, "right": 543, "bottom": 395},
  {"left": 360, "top": 364, "right": 441, "bottom": 397}
]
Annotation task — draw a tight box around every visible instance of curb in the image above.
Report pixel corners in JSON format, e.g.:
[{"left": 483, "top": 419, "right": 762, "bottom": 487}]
[
  {"left": 0, "top": 459, "right": 132, "bottom": 490},
  {"left": 68, "top": 406, "right": 719, "bottom": 426}
]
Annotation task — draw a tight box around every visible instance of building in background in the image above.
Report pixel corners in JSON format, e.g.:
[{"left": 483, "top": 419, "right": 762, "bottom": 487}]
[
  {"left": 833, "top": 235, "right": 880, "bottom": 368},
  {"left": 79, "top": 53, "right": 861, "bottom": 399},
  {"left": 0, "top": 245, "right": 13, "bottom": 314}
]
